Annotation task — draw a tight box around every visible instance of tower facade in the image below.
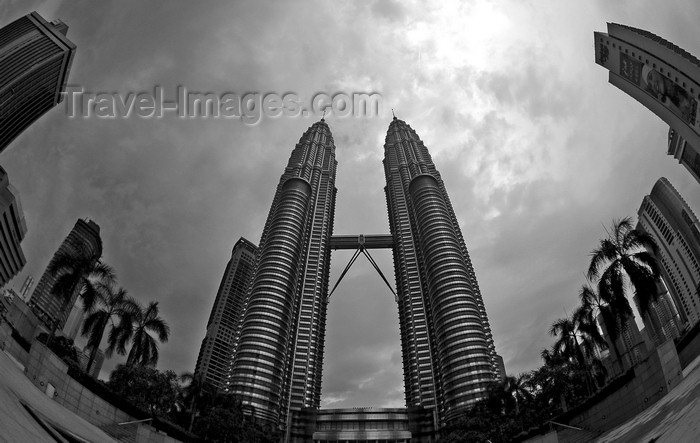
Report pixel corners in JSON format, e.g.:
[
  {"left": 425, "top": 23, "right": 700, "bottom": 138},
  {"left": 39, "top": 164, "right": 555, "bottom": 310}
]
[
  {"left": 0, "top": 166, "right": 27, "bottom": 287},
  {"left": 594, "top": 23, "right": 700, "bottom": 184},
  {"left": 194, "top": 237, "right": 257, "bottom": 392},
  {"left": 637, "top": 178, "right": 700, "bottom": 328},
  {"left": 0, "top": 11, "right": 76, "bottom": 152},
  {"left": 228, "top": 118, "right": 499, "bottom": 437},
  {"left": 668, "top": 128, "right": 700, "bottom": 185},
  {"left": 28, "top": 219, "right": 102, "bottom": 330},
  {"left": 383, "top": 117, "right": 497, "bottom": 425},
  {"left": 230, "top": 120, "right": 337, "bottom": 427}
]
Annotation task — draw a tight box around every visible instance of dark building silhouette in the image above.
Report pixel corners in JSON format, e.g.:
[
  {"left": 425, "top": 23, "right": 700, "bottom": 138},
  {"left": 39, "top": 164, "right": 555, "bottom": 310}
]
[
  {"left": 194, "top": 237, "right": 257, "bottom": 392},
  {"left": 28, "top": 219, "right": 102, "bottom": 330},
  {"left": 0, "top": 166, "right": 27, "bottom": 287},
  {"left": 0, "top": 11, "right": 76, "bottom": 152}
]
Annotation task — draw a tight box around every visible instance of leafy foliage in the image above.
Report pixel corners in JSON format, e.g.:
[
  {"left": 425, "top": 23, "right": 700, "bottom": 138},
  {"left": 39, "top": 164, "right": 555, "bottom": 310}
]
[
  {"left": 442, "top": 217, "right": 662, "bottom": 442},
  {"left": 117, "top": 300, "right": 170, "bottom": 367},
  {"left": 81, "top": 282, "right": 138, "bottom": 374},
  {"left": 36, "top": 332, "right": 80, "bottom": 368},
  {"left": 48, "top": 242, "right": 115, "bottom": 331},
  {"left": 190, "top": 393, "right": 279, "bottom": 443},
  {"left": 107, "top": 364, "right": 181, "bottom": 418}
]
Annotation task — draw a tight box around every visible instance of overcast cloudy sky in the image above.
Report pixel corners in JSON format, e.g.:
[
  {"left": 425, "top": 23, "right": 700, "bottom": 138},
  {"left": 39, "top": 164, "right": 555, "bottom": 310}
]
[{"left": 2, "top": 0, "right": 699, "bottom": 409}]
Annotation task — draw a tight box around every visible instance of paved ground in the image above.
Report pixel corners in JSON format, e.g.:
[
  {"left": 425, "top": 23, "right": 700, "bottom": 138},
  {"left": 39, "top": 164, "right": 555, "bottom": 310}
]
[
  {"left": 0, "top": 350, "right": 116, "bottom": 443},
  {"left": 593, "top": 355, "right": 700, "bottom": 443}
]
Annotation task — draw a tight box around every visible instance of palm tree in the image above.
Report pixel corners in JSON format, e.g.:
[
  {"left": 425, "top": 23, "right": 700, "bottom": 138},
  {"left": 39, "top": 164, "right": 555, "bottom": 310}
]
[
  {"left": 587, "top": 217, "right": 661, "bottom": 324},
  {"left": 579, "top": 283, "right": 624, "bottom": 372},
  {"left": 587, "top": 218, "right": 662, "bottom": 370},
  {"left": 573, "top": 303, "right": 609, "bottom": 388},
  {"left": 550, "top": 304, "right": 609, "bottom": 394},
  {"left": 80, "top": 282, "right": 138, "bottom": 375},
  {"left": 48, "top": 242, "right": 115, "bottom": 336},
  {"left": 117, "top": 301, "right": 170, "bottom": 367}
]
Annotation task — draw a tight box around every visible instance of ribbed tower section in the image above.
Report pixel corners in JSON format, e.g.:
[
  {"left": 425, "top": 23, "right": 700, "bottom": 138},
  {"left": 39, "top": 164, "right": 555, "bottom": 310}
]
[
  {"left": 230, "top": 120, "right": 337, "bottom": 429},
  {"left": 383, "top": 117, "right": 496, "bottom": 425}
]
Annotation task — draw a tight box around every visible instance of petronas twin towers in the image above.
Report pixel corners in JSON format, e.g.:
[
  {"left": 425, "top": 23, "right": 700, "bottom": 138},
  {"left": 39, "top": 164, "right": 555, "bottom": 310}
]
[{"left": 229, "top": 117, "right": 498, "bottom": 434}]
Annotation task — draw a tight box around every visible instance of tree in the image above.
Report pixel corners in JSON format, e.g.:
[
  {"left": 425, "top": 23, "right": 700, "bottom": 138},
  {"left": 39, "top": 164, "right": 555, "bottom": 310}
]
[
  {"left": 587, "top": 217, "right": 661, "bottom": 324},
  {"left": 36, "top": 332, "right": 80, "bottom": 368},
  {"left": 587, "top": 218, "right": 662, "bottom": 370},
  {"left": 118, "top": 300, "right": 170, "bottom": 367},
  {"left": 579, "top": 282, "right": 625, "bottom": 374},
  {"left": 81, "top": 282, "right": 138, "bottom": 375},
  {"left": 550, "top": 305, "right": 608, "bottom": 392},
  {"left": 191, "top": 394, "right": 279, "bottom": 443},
  {"left": 48, "top": 242, "right": 115, "bottom": 335},
  {"left": 180, "top": 371, "right": 217, "bottom": 432},
  {"left": 108, "top": 364, "right": 181, "bottom": 418}
]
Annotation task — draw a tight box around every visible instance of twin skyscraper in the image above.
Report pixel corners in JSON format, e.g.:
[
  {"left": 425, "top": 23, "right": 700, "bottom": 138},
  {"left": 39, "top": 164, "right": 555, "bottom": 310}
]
[{"left": 196, "top": 116, "right": 502, "bottom": 439}]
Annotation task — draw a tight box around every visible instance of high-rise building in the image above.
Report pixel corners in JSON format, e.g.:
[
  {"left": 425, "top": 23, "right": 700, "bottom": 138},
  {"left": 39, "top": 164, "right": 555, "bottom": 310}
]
[
  {"left": 230, "top": 119, "right": 337, "bottom": 428},
  {"left": 0, "top": 166, "right": 27, "bottom": 288},
  {"left": 28, "top": 219, "right": 102, "bottom": 330},
  {"left": 0, "top": 11, "right": 76, "bottom": 152},
  {"left": 383, "top": 117, "right": 497, "bottom": 425},
  {"left": 62, "top": 300, "right": 85, "bottom": 341},
  {"left": 668, "top": 129, "right": 700, "bottom": 185},
  {"left": 598, "top": 312, "right": 647, "bottom": 371},
  {"left": 194, "top": 237, "right": 257, "bottom": 392},
  {"left": 229, "top": 118, "right": 499, "bottom": 439},
  {"left": 633, "top": 288, "right": 681, "bottom": 346},
  {"left": 637, "top": 178, "right": 700, "bottom": 328},
  {"left": 594, "top": 23, "right": 700, "bottom": 184}
]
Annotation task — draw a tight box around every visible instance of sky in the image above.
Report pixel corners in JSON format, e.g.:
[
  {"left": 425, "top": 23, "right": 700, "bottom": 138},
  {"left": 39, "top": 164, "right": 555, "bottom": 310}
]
[{"left": 2, "top": 0, "right": 700, "bottom": 409}]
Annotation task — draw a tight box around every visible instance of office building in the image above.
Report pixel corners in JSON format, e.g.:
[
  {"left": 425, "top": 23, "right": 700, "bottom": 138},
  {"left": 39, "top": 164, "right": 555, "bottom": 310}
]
[
  {"left": 637, "top": 178, "right": 700, "bottom": 328},
  {"left": 62, "top": 301, "right": 85, "bottom": 341},
  {"left": 598, "top": 312, "right": 647, "bottom": 371},
  {"left": 668, "top": 129, "right": 700, "bottom": 185},
  {"left": 0, "top": 166, "right": 27, "bottom": 288},
  {"left": 0, "top": 11, "right": 76, "bottom": 152},
  {"left": 229, "top": 118, "right": 499, "bottom": 440},
  {"left": 594, "top": 23, "right": 700, "bottom": 184},
  {"left": 383, "top": 116, "right": 497, "bottom": 425},
  {"left": 28, "top": 219, "right": 102, "bottom": 331},
  {"left": 633, "top": 288, "right": 681, "bottom": 346},
  {"left": 230, "top": 119, "right": 338, "bottom": 429},
  {"left": 194, "top": 237, "right": 257, "bottom": 392}
]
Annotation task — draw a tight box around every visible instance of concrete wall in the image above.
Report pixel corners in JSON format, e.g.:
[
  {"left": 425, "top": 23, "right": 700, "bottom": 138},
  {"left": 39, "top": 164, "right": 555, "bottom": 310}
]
[
  {"left": 0, "top": 318, "right": 30, "bottom": 368},
  {"left": 25, "top": 340, "right": 183, "bottom": 443},
  {"left": 677, "top": 326, "right": 700, "bottom": 368},
  {"left": 565, "top": 340, "right": 682, "bottom": 433}
]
